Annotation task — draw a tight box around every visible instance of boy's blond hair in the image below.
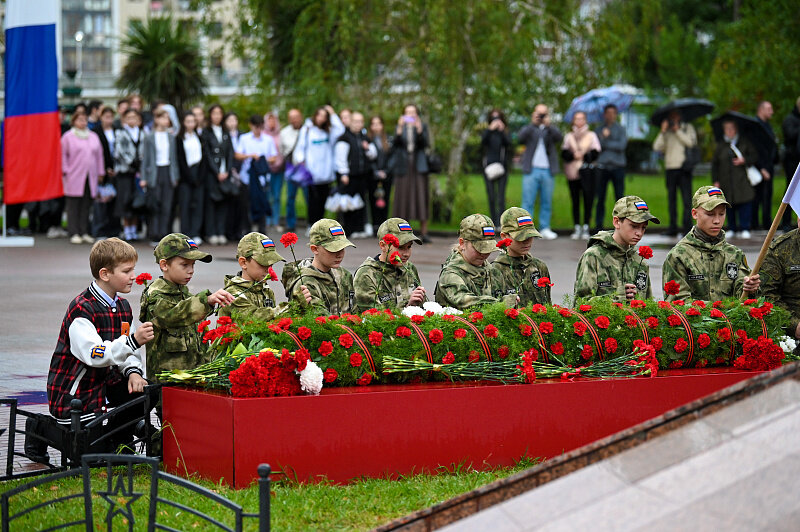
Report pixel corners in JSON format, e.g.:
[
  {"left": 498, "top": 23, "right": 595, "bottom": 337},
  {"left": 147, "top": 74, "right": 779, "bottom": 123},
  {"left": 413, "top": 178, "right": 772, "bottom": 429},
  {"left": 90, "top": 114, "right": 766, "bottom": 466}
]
[{"left": 89, "top": 238, "right": 138, "bottom": 278}]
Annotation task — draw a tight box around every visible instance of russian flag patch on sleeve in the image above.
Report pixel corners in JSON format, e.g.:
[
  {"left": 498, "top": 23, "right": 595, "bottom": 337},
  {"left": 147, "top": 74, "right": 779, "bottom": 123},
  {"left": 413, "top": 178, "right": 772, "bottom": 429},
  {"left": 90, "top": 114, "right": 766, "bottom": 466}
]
[
  {"left": 634, "top": 201, "right": 649, "bottom": 211},
  {"left": 398, "top": 223, "right": 412, "bottom": 232},
  {"left": 261, "top": 239, "right": 275, "bottom": 248},
  {"left": 329, "top": 226, "right": 345, "bottom": 236},
  {"left": 482, "top": 226, "right": 495, "bottom": 236},
  {"left": 516, "top": 216, "right": 533, "bottom": 226}
]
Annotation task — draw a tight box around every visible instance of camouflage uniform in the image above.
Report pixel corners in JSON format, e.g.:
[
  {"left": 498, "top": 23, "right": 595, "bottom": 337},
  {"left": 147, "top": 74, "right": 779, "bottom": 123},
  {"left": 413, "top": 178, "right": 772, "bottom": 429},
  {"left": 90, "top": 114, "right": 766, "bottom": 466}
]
[
  {"left": 574, "top": 196, "right": 659, "bottom": 302},
  {"left": 492, "top": 207, "right": 552, "bottom": 306},
  {"left": 353, "top": 217, "right": 425, "bottom": 312},
  {"left": 760, "top": 228, "right": 800, "bottom": 338},
  {"left": 434, "top": 213, "right": 515, "bottom": 309},
  {"left": 283, "top": 219, "right": 356, "bottom": 315},
  {"left": 140, "top": 233, "right": 214, "bottom": 379},
  {"left": 219, "top": 232, "right": 286, "bottom": 321}
]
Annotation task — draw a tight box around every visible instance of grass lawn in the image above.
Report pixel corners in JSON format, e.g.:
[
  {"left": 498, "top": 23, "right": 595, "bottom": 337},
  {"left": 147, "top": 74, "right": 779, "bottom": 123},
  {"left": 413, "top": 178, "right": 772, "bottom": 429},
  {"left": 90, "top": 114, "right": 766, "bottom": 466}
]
[{"left": 1, "top": 457, "right": 538, "bottom": 531}]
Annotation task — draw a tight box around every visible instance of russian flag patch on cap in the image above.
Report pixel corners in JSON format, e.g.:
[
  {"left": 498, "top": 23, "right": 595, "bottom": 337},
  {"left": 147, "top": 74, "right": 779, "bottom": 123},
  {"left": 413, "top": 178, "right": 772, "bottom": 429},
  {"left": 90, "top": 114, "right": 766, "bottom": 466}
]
[
  {"left": 708, "top": 187, "right": 722, "bottom": 196},
  {"left": 186, "top": 239, "right": 198, "bottom": 249},
  {"left": 516, "top": 216, "right": 533, "bottom": 226},
  {"left": 261, "top": 239, "right": 275, "bottom": 248},
  {"left": 482, "top": 226, "right": 495, "bottom": 236},
  {"left": 398, "top": 223, "right": 412, "bottom": 232},
  {"left": 329, "top": 226, "right": 345, "bottom": 236},
  {"left": 634, "top": 201, "right": 649, "bottom": 211}
]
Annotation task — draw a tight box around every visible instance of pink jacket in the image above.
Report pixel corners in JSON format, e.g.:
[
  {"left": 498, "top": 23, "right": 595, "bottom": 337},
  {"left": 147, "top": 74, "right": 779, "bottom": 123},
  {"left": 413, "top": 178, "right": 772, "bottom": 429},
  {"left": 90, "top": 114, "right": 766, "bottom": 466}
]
[
  {"left": 562, "top": 126, "right": 601, "bottom": 181},
  {"left": 61, "top": 129, "right": 105, "bottom": 198}
]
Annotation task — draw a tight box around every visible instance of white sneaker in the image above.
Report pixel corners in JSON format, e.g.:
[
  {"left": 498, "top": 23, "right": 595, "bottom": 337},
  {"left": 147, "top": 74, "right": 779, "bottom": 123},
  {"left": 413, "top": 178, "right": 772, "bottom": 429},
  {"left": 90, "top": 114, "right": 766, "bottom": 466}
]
[
  {"left": 273, "top": 224, "right": 284, "bottom": 233},
  {"left": 581, "top": 224, "right": 590, "bottom": 239},
  {"left": 540, "top": 228, "right": 558, "bottom": 240},
  {"left": 47, "top": 227, "right": 61, "bottom": 239},
  {"left": 192, "top": 236, "right": 203, "bottom": 246},
  {"left": 217, "top": 235, "right": 228, "bottom": 245},
  {"left": 81, "top": 234, "right": 95, "bottom": 244},
  {"left": 208, "top": 235, "right": 219, "bottom": 245},
  {"left": 69, "top": 234, "right": 83, "bottom": 244},
  {"left": 570, "top": 225, "right": 581, "bottom": 240},
  {"left": 364, "top": 223, "right": 374, "bottom": 237},
  {"left": 739, "top": 230, "right": 751, "bottom": 240},
  {"left": 727, "top": 230, "right": 737, "bottom": 239}
]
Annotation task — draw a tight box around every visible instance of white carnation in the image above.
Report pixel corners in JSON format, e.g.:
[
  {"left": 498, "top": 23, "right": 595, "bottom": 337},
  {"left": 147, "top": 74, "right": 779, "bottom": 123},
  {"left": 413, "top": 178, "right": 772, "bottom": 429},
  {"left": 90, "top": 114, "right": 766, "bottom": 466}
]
[
  {"left": 442, "top": 307, "right": 463, "bottom": 315},
  {"left": 402, "top": 306, "right": 426, "bottom": 317},
  {"left": 423, "top": 301, "right": 444, "bottom": 314},
  {"left": 299, "top": 361, "right": 323, "bottom": 395},
  {"left": 778, "top": 335, "right": 797, "bottom": 354}
]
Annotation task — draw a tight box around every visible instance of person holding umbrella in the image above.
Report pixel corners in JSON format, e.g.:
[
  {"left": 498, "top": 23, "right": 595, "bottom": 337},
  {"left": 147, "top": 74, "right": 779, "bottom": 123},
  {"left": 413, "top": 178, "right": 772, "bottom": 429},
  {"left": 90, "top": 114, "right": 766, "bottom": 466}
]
[
  {"left": 712, "top": 120, "right": 758, "bottom": 239},
  {"left": 652, "top": 110, "right": 698, "bottom": 237}
]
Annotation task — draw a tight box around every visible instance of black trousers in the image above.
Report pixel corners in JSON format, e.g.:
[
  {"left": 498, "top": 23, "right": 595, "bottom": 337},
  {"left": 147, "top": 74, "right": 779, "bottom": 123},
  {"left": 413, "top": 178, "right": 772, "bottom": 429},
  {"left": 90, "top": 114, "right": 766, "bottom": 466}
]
[
  {"left": 595, "top": 167, "right": 625, "bottom": 230},
  {"left": 148, "top": 166, "right": 174, "bottom": 240},
  {"left": 65, "top": 180, "right": 92, "bottom": 237},
  {"left": 666, "top": 168, "right": 693, "bottom": 233},
  {"left": 178, "top": 174, "right": 205, "bottom": 238},
  {"left": 483, "top": 171, "right": 508, "bottom": 226},
  {"left": 308, "top": 183, "right": 331, "bottom": 226},
  {"left": 752, "top": 177, "right": 774, "bottom": 230},
  {"left": 568, "top": 168, "right": 596, "bottom": 226}
]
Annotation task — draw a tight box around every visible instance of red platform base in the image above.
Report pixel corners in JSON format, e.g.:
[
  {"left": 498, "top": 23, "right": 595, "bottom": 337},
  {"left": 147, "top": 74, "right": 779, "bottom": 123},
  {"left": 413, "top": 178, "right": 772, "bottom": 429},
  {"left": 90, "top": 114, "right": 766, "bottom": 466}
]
[{"left": 162, "top": 368, "right": 756, "bottom": 488}]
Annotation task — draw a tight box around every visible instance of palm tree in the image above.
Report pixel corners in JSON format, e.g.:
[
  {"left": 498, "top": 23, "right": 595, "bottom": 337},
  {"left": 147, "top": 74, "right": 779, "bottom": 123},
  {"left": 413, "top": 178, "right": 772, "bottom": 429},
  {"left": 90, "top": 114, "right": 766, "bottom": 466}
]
[{"left": 117, "top": 17, "right": 207, "bottom": 111}]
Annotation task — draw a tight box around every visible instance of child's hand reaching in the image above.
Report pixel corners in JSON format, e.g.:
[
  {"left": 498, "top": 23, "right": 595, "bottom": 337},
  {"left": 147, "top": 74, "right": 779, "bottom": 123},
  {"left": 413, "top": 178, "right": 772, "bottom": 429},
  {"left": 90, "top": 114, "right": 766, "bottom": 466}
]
[
  {"left": 128, "top": 373, "right": 147, "bottom": 394},
  {"left": 300, "top": 285, "right": 312, "bottom": 304},
  {"left": 209, "top": 289, "right": 235, "bottom": 307},
  {"left": 134, "top": 322, "right": 154, "bottom": 345}
]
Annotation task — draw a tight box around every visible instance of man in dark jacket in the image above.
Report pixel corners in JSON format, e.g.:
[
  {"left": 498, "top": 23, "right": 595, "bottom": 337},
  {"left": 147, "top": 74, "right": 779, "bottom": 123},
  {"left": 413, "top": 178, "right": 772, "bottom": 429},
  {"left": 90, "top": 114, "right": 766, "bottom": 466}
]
[
  {"left": 781, "top": 96, "right": 800, "bottom": 231},
  {"left": 752, "top": 101, "right": 779, "bottom": 230},
  {"left": 595, "top": 104, "right": 627, "bottom": 232},
  {"left": 518, "top": 104, "right": 563, "bottom": 240}
]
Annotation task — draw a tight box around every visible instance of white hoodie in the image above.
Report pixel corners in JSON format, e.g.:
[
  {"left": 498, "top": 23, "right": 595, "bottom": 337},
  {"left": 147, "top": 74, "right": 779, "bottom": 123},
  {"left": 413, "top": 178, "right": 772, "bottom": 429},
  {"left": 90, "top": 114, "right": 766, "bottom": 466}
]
[{"left": 293, "top": 113, "right": 345, "bottom": 184}]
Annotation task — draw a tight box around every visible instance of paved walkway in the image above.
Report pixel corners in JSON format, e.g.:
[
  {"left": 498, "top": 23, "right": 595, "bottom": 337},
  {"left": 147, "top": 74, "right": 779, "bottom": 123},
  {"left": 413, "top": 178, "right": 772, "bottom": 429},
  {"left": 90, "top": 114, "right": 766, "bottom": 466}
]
[{"left": 442, "top": 377, "right": 800, "bottom": 531}]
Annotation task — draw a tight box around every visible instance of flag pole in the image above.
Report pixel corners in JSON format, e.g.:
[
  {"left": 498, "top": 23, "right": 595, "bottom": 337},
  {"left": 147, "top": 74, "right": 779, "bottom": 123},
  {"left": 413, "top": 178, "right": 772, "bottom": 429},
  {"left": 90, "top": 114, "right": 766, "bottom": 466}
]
[{"left": 741, "top": 202, "right": 789, "bottom": 299}]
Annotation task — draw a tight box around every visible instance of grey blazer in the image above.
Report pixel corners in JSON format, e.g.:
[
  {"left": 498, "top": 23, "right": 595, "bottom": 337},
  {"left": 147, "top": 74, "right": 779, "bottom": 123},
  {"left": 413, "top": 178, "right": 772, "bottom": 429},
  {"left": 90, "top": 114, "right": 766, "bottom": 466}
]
[
  {"left": 141, "top": 131, "right": 179, "bottom": 187},
  {"left": 518, "top": 123, "right": 563, "bottom": 175}
]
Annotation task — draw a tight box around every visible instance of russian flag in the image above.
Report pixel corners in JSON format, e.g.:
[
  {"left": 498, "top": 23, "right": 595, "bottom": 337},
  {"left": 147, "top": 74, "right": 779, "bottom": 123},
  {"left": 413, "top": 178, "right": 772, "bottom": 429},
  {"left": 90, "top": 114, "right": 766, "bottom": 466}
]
[
  {"left": 634, "top": 201, "right": 648, "bottom": 211},
  {"left": 329, "top": 226, "right": 345, "bottom": 236},
  {"left": 482, "top": 226, "right": 495, "bottom": 236},
  {"left": 708, "top": 187, "right": 723, "bottom": 196},
  {"left": 3, "top": 1, "right": 62, "bottom": 205},
  {"left": 782, "top": 163, "right": 800, "bottom": 216},
  {"left": 398, "top": 223, "right": 412, "bottom": 232}
]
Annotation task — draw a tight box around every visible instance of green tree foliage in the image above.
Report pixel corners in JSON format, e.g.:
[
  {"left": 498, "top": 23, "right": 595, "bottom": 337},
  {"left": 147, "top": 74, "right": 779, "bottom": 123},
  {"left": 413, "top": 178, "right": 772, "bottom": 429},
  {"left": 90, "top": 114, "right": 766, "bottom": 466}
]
[
  {"left": 116, "top": 17, "right": 207, "bottom": 112},
  {"left": 707, "top": 0, "right": 800, "bottom": 121}
]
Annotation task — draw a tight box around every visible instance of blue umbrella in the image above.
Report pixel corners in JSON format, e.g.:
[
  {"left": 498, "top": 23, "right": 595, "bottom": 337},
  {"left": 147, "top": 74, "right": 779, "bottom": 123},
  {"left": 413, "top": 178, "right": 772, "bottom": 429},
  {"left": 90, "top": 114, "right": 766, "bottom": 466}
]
[{"left": 564, "top": 85, "right": 637, "bottom": 124}]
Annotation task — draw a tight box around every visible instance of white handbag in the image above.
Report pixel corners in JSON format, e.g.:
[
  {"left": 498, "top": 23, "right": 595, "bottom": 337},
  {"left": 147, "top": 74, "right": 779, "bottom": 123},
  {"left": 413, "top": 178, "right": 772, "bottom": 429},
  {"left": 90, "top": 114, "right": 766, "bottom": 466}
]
[
  {"left": 729, "top": 142, "right": 762, "bottom": 186},
  {"left": 484, "top": 162, "right": 505, "bottom": 181}
]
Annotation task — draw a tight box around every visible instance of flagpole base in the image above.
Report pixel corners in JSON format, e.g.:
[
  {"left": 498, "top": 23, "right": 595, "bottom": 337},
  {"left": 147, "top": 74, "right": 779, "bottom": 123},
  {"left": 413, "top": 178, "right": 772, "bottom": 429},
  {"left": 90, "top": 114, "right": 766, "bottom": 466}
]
[{"left": 0, "top": 236, "right": 35, "bottom": 247}]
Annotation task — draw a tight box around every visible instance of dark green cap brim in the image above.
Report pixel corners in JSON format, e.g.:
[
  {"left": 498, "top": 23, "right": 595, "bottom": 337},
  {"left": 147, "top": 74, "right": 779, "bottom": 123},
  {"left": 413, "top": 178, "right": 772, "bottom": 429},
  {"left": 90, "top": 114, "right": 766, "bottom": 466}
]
[
  {"left": 321, "top": 238, "right": 356, "bottom": 252},
  {"left": 509, "top": 227, "right": 542, "bottom": 240},
  {"left": 178, "top": 250, "right": 212, "bottom": 263},
  {"left": 252, "top": 249, "right": 286, "bottom": 267},
  {"left": 625, "top": 213, "right": 660, "bottom": 224},
  {"left": 471, "top": 239, "right": 498, "bottom": 254}
]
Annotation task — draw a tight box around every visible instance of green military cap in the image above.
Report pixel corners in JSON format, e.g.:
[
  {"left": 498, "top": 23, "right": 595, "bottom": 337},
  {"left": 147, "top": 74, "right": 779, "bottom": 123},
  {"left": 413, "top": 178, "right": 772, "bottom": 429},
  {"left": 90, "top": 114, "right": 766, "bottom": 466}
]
[
  {"left": 612, "top": 196, "right": 661, "bottom": 224},
  {"left": 309, "top": 218, "right": 356, "bottom": 252},
  {"left": 692, "top": 185, "right": 731, "bottom": 210},
  {"left": 237, "top": 232, "right": 286, "bottom": 267},
  {"left": 377, "top": 217, "right": 422, "bottom": 246},
  {"left": 154, "top": 233, "right": 212, "bottom": 263},
  {"left": 500, "top": 207, "right": 542, "bottom": 241},
  {"left": 459, "top": 213, "right": 498, "bottom": 254}
]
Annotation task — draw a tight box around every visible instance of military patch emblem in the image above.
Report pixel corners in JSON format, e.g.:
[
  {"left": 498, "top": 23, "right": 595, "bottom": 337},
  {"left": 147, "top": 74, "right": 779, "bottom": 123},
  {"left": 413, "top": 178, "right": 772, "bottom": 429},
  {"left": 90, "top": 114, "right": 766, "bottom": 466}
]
[
  {"left": 329, "top": 226, "right": 345, "bottom": 236},
  {"left": 687, "top": 274, "right": 705, "bottom": 281},
  {"left": 635, "top": 271, "right": 648, "bottom": 291},
  {"left": 530, "top": 271, "right": 540, "bottom": 286},
  {"left": 790, "top": 265, "right": 800, "bottom": 272},
  {"left": 265, "top": 299, "right": 274, "bottom": 307},
  {"left": 517, "top": 216, "right": 533, "bottom": 227},
  {"left": 398, "top": 223, "right": 413, "bottom": 232},
  {"left": 261, "top": 238, "right": 275, "bottom": 248},
  {"left": 506, "top": 288, "right": 517, "bottom": 295},
  {"left": 91, "top": 345, "right": 106, "bottom": 359},
  {"left": 726, "top": 262, "right": 738, "bottom": 280},
  {"left": 597, "top": 281, "right": 612, "bottom": 288},
  {"left": 482, "top": 226, "right": 495, "bottom": 236},
  {"left": 186, "top": 238, "right": 198, "bottom": 249},
  {"left": 707, "top": 187, "right": 723, "bottom": 196},
  {"left": 349, "top": 290, "right": 355, "bottom": 309},
  {"left": 634, "top": 201, "right": 649, "bottom": 211},
  {"left": 378, "top": 293, "right": 393, "bottom": 304}
]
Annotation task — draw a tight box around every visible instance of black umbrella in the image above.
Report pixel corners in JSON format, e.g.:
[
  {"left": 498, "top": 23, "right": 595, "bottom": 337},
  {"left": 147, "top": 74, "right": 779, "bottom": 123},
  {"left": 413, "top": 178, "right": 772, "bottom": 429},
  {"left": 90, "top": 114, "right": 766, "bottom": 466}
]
[
  {"left": 710, "top": 111, "right": 774, "bottom": 147},
  {"left": 650, "top": 98, "right": 715, "bottom": 126}
]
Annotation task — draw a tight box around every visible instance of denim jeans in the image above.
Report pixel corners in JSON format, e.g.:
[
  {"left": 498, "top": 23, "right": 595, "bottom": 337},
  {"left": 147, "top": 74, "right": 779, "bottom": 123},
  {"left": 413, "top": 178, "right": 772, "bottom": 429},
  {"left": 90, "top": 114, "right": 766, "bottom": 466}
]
[
  {"left": 595, "top": 167, "right": 625, "bottom": 229},
  {"left": 521, "top": 167, "right": 554, "bottom": 230},
  {"left": 728, "top": 203, "right": 752, "bottom": 232},
  {"left": 285, "top": 178, "right": 309, "bottom": 230},
  {"left": 268, "top": 172, "right": 284, "bottom": 226}
]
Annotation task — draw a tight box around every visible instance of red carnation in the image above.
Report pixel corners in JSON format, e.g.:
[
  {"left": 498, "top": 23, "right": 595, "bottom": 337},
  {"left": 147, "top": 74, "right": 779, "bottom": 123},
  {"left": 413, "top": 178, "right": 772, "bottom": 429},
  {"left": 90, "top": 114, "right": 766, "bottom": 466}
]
[
  {"left": 696, "top": 359, "right": 708, "bottom": 368},
  {"left": 674, "top": 338, "right": 688, "bottom": 353},
  {"left": 710, "top": 309, "right": 724, "bottom": 318},
  {"left": 579, "top": 304, "right": 592, "bottom": 312},
  {"left": 630, "top": 299, "right": 646, "bottom": 308},
  {"left": 624, "top": 315, "right": 638, "bottom": 328},
  {"left": 368, "top": 331, "right": 383, "bottom": 346},
  {"left": 749, "top": 307, "right": 763, "bottom": 319},
  {"left": 532, "top": 304, "right": 547, "bottom": 314},
  {"left": 581, "top": 344, "right": 593, "bottom": 360},
  {"left": 297, "top": 326, "right": 312, "bottom": 340},
  {"left": 594, "top": 316, "right": 610, "bottom": 329},
  {"left": 669, "top": 360, "right": 684, "bottom": 369},
  {"left": 717, "top": 327, "right": 731, "bottom": 342},
  {"left": 550, "top": 342, "right": 565, "bottom": 355},
  {"left": 442, "top": 352, "right": 455, "bottom": 364},
  {"left": 339, "top": 333, "right": 354, "bottom": 349},
  {"left": 558, "top": 308, "right": 572, "bottom": 317},
  {"left": 673, "top": 299, "right": 685, "bottom": 306},
  {"left": 454, "top": 328, "right": 467, "bottom": 339},
  {"left": 382, "top": 234, "right": 400, "bottom": 248},
  {"left": 698, "top": 333, "right": 711, "bottom": 349},
  {"left": 736, "top": 329, "right": 748, "bottom": 344},
  {"left": 692, "top": 300, "right": 707, "bottom": 308},
  {"left": 395, "top": 326, "right": 412, "bottom": 338},
  {"left": 315, "top": 316, "right": 327, "bottom": 324},
  {"left": 520, "top": 324, "right": 533, "bottom": 337},
  {"left": 651, "top": 337, "right": 663, "bottom": 350},
  {"left": 658, "top": 301, "right": 670, "bottom": 309},
  {"left": 135, "top": 272, "right": 152, "bottom": 285},
  {"left": 613, "top": 302, "right": 624, "bottom": 308},
  {"left": 294, "top": 348, "right": 310, "bottom": 371},
  {"left": 574, "top": 321, "right": 587, "bottom": 336},
  {"left": 217, "top": 316, "right": 233, "bottom": 326},
  {"left": 537, "top": 277, "right": 554, "bottom": 288},
  {"left": 686, "top": 308, "right": 701, "bottom": 317},
  {"left": 268, "top": 267, "right": 279, "bottom": 282},
  {"left": 279, "top": 232, "right": 298, "bottom": 247},
  {"left": 429, "top": 329, "right": 444, "bottom": 344},
  {"left": 496, "top": 238, "right": 513, "bottom": 249},
  {"left": 468, "top": 351, "right": 481, "bottom": 363},
  {"left": 664, "top": 280, "right": 680, "bottom": 295},
  {"left": 197, "top": 320, "right": 211, "bottom": 333},
  {"left": 442, "top": 314, "right": 456, "bottom": 322},
  {"left": 356, "top": 373, "right": 372, "bottom": 386},
  {"left": 742, "top": 298, "right": 757, "bottom": 305},
  {"left": 505, "top": 308, "right": 520, "bottom": 319},
  {"left": 604, "top": 337, "right": 618, "bottom": 353},
  {"left": 712, "top": 300, "right": 723, "bottom": 308},
  {"left": 323, "top": 368, "right": 338, "bottom": 383},
  {"left": 667, "top": 315, "right": 681, "bottom": 327},
  {"left": 277, "top": 317, "right": 293, "bottom": 330},
  {"left": 318, "top": 341, "right": 333, "bottom": 356},
  {"left": 539, "top": 322, "right": 554, "bottom": 334},
  {"left": 483, "top": 324, "right": 499, "bottom": 338},
  {"left": 410, "top": 315, "right": 425, "bottom": 324},
  {"left": 498, "top": 345, "right": 510, "bottom": 358},
  {"left": 646, "top": 316, "right": 659, "bottom": 328},
  {"left": 349, "top": 352, "right": 363, "bottom": 367},
  {"left": 638, "top": 246, "right": 653, "bottom": 260},
  {"left": 389, "top": 251, "right": 403, "bottom": 265},
  {"left": 469, "top": 312, "right": 484, "bottom": 323}
]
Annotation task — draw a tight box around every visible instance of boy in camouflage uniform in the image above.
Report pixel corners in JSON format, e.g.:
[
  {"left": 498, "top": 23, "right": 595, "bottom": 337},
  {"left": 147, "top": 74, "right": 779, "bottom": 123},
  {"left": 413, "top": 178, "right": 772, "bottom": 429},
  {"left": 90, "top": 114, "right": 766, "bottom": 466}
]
[
  {"left": 140, "top": 233, "right": 234, "bottom": 379},
  {"left": 353, "top": 218, "right": 427, "bottom": 312},
  {"left": 574, "top": 196, "right": 659, "bottom": 302},
  {"left": 761, "top": 216, "right": 800, "bottom": 342},
  {"left": 662, "top": 186, "right": 760, "bottom": 301},
  {"left": 492, "top": 207, "right": 552, "bottom": 306},
  {"left": 434, "top": 213, "right": 517, "bottom": 309},
  {"left": 282, "top": 219, "right": 356, "bottom": 315}
]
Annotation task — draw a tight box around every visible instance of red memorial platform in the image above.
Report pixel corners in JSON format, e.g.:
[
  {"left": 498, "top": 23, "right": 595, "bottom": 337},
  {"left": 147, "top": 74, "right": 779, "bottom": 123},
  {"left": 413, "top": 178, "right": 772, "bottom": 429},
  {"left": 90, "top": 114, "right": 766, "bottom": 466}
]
[{"left": 162, "top": 368, "right": 757, "bottom": 488}]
